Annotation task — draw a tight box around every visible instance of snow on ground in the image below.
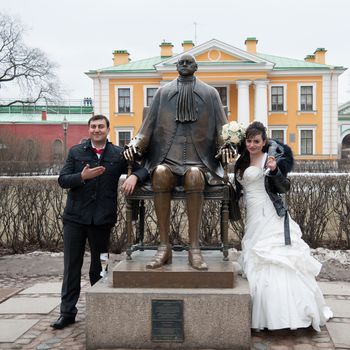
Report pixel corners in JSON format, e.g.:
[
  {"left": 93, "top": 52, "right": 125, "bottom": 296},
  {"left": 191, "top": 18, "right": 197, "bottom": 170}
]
[
  {"left": 229, "top": 248, "right": 350, "bottom": 265},
  {"left": 5, "top": 248, "right": 350, "bottom": 266},
  {"left": 311, "top": 247, "right": 350, "bottom": 265}
]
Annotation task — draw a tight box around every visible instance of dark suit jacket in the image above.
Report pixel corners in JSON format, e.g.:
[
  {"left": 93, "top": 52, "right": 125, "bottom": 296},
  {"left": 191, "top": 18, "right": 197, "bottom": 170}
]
[
  {"left": 130, "top": 77, "right": 228, "bottom": 180},
  {"left": 58, "top": 139, "right": 148, "bottom": 225}
]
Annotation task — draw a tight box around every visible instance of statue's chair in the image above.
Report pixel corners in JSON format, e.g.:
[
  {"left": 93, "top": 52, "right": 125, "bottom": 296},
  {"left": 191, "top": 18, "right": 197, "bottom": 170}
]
[
  {"left": 124, "top": 107, "right": 231, "bottom": 261},
  {"left": 125, "top": 180, "right": 231, "bottom": 261}
]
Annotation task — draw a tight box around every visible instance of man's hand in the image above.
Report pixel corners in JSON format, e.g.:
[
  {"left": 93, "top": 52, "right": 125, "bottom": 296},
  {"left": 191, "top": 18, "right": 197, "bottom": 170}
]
[
  {"left": 121, "top": 174, "right": 138, "bottom": 196},
  {"left": 123, "top": 145, "right": 140, "bottom": 162},
  {"left": 81, "top": 164, "right": 106, "bottom": 181}
]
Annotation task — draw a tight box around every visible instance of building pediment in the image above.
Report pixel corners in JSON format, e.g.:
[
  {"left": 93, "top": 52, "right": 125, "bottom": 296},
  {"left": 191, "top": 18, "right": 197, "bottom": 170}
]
[
  {"left": 339, "top": 101, "right": 350, "bottom": 115},
  {"left": 155, "top": 38, "right": 275, "bottom": 72}
]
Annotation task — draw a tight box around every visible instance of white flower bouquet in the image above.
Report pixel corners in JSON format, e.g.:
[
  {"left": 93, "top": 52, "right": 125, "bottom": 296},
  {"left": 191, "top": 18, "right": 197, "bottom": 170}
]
[{"left": 221, "top": 121, "right": 246, "bottom": 146}]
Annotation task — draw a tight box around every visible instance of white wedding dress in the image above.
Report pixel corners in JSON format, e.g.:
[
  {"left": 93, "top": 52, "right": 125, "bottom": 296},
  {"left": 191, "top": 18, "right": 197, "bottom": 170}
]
[{"left": 238, "top": 155, "right": 332, "bottom": 331}]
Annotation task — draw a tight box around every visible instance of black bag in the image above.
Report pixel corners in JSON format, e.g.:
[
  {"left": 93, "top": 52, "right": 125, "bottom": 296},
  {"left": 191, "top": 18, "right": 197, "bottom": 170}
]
[{"left": 228, "top": 182, "right": 241, "bottom": 221}]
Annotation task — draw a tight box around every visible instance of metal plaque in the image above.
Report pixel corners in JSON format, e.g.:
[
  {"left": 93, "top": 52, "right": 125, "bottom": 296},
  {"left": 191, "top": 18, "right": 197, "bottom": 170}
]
[{"left": 151, "top": 299, "right": 184, "bottom": 342}]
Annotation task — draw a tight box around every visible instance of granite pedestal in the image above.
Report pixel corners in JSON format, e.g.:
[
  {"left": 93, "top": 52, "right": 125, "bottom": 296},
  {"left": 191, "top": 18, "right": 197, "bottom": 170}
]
[
  {"left": 86, "top": 251, "right": 251, "bottom": 350},
  {"left": 113, "top": 250, "right": 235, "bottom": 288}
]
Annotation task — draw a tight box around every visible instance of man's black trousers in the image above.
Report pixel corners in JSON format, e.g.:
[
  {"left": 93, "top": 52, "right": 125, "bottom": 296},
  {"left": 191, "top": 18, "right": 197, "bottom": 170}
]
[{"left": 60, "top": 221, "right": 111, "bottom": 317}]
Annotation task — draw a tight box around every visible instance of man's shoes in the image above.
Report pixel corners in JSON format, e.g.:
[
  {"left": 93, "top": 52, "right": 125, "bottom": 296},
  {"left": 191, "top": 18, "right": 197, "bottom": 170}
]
[{"left": 50, "top": 315, "right": 75, "bottom": 329}]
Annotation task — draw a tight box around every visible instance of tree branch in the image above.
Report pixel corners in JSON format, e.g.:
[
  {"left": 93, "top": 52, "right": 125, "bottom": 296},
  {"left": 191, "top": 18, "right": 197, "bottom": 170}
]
[{"left": 0, "top": 12, "right": 61, "bottom": 105}]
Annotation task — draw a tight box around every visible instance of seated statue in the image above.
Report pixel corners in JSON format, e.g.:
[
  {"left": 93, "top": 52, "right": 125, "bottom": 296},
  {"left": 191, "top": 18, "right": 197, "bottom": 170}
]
[{"left": 124, "top": 54, "right": 233, "bottom": 270}]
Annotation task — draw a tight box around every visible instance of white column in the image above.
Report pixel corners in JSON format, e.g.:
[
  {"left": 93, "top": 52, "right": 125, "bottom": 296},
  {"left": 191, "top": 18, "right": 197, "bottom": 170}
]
[
  {"left": 322, "top": 72, "right": 339, "bottom": 156},
  {"left": 254, "top": 79, "right": 269, "bottom": 126},
  {"left": 93, "top": 76, "right": 109, "bottom": 117},
  {"left": 236, "top": 80, "right": 251, "bottom": 126}
]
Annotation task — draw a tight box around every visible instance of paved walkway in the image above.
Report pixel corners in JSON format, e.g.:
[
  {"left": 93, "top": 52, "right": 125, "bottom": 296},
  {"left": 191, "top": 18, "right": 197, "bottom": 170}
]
[{"left": 0, "top": 255, "right": 349, "bottom": 349}]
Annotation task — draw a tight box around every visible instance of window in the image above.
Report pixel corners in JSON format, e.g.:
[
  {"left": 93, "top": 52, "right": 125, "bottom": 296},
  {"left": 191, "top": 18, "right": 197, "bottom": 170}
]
[
  {"left": 269, "top": 127, "right": 287, "bottom": 144},
  {"left": 269, "top": 84, "right": 287, "bottom": 112},
  {"left": 271, "top": 86, "right": 284, "bottom": 111},
  {"left": 300, "top": 86, "right": 313, "bottom": 111},
  {"left": 144, "top": 85, "right": 159, "bottom": 108},
  {"left": 146, "top": 88, "right": 158, "bottom": 107},
  {"left": 298, "top": 83, "right": 316, "bottom": 112},
  {"left": 52, "top": 139, "right": 63, "bottom": 162},
  {"left": 118, "top": 131, "right": 131, "bottom": 147},
  {"left": 23, "top": 139, "right": 38, "bottom": 161},
  {"left": 117, "top": 88, "right": 131, "bottom": 113},
  {"left": 214, "top": 86, "right": 228, "bottom": 107},
  {"left": 271, "top": 130, "right": 285, "bottom": 143},
  {"left": 116, "top": 128, "right": 133, "bottom": 147},
  {"left": 300, "top": 130, "right": 313, "bottom": 155}
]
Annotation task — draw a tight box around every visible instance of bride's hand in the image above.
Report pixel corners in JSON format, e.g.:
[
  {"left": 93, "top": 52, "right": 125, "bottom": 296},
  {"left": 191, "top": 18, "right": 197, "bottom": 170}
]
[{"left": 266, "top": 156, "right": 277, "bottom": 171}]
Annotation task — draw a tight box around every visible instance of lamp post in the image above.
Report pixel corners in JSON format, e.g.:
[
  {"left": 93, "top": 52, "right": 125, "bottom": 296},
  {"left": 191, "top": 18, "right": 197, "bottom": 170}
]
[{"left": 62, "top": 116, "right": 69, "bottom": 160}]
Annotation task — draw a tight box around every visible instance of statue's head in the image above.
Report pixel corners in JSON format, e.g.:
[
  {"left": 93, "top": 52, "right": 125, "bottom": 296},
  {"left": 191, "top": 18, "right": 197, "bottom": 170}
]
[{"left": 176, "top": 54, "right": 198, "bottom": 77}]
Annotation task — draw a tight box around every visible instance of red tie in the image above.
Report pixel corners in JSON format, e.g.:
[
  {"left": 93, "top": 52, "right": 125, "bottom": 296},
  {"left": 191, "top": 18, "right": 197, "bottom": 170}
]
[{"left": 92, "top": 147, "right": 104, "bottom": 155}]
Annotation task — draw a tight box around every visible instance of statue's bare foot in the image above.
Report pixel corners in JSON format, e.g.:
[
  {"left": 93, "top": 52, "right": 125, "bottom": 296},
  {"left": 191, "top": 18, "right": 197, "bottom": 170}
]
[
  {"left": 146, "top": 244, "right": 172, "bottom": 269},
  {"left": 188, "top": 248, "right": 208, "bottom": 270}
]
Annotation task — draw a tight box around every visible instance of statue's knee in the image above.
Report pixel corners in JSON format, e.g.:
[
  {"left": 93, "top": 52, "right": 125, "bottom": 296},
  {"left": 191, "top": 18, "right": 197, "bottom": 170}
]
[
  {"left": 184, "top": 167, "right": 205, "bottom": 192},
  {"left": 152, "top": 165, "right": 175, "bottom": 192}
]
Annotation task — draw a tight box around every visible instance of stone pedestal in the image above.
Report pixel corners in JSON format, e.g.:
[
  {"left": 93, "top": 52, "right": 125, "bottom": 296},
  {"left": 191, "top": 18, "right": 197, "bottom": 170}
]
[
  {"left": 113, "top": 250, "right": 235, "bottom": 288},
  {"left": 85, "top": 251, "right": 251, "bottom": 350}
]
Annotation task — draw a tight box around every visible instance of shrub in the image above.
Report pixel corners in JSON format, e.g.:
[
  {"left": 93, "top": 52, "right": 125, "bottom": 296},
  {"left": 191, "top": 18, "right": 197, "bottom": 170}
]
[{"left": 0, "top": 174, "right": 349, "bottom": 254}]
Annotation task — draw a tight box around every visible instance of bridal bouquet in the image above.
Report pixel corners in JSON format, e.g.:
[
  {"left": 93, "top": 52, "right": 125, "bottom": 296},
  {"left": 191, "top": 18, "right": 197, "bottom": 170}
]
[{"left": 221, "top": 121, "right": 246, "bottom": 146}]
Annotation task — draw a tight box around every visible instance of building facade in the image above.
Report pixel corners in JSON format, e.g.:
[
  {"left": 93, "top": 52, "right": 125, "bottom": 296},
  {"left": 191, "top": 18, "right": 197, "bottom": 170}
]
[
  {"left": 86, "top": 38, "right": 346, "bottom": 160},
  {"left": 339, "top": 101, "right": 350, "bottom": 159},
  {"left": 0, "top": 101, "right": 93, "bottom": 167}
]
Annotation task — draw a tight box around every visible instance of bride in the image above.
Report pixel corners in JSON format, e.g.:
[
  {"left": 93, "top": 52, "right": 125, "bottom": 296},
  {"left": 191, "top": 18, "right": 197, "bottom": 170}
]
[{"left": 234, "top": 121, "right": 332, "bottom": 331}]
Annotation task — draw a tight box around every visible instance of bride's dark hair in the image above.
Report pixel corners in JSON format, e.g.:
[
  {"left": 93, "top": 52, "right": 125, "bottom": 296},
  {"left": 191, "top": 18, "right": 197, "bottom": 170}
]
[{"left": 234, "top": 121, "right": 269, "bottom": 179}]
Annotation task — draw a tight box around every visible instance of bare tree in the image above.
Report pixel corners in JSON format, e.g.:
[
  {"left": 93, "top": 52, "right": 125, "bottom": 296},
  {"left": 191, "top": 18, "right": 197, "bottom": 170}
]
[{"left": 0, "top": 13, "right": 60, "bottom": 106}]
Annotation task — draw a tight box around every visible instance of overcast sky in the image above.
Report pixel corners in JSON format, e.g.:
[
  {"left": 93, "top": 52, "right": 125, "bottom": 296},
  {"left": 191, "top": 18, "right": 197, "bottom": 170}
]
[{"left": 2, "top": 0, "right": 350, "bottom": 104}]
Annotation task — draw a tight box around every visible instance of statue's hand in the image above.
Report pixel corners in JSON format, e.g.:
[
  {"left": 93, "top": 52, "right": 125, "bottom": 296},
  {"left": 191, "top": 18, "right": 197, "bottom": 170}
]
[
  {"left": 217, "top": 143, "right": 236, "bottom": 165},
  {"left": 123, "top": 144, "right": 142, "bottom": 162}
]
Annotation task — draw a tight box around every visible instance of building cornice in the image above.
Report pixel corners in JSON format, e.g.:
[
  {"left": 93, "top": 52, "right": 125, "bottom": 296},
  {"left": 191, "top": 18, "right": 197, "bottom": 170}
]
[
  {"left": 268, "top": 68, "right": 346, "bottom": 77},
  {"left": 86, "top": 72, "right": 162, "bottom": 79},
  {"left": 156, "top": 64, "right": 273, "bottom": 73}
]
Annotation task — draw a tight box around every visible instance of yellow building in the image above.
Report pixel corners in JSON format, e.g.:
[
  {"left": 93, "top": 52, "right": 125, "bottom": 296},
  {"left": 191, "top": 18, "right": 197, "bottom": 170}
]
[{"left": 86, "top": 38, "right": 346, "bottom": 159}]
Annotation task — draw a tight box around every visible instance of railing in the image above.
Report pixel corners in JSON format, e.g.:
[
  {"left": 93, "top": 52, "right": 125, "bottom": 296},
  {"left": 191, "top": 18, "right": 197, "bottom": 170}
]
[
  {"left": 293, "top": 159, "right": 350, "bottom": 173},
  {"left": 0, "top": 99, "right": 93, "bottom": 115}
]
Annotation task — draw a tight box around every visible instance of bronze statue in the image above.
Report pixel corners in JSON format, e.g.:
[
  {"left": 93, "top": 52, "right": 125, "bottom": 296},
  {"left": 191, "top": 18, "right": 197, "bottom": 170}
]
[{"left": 124, "top": 54, "right": 233, "bottom": 270}]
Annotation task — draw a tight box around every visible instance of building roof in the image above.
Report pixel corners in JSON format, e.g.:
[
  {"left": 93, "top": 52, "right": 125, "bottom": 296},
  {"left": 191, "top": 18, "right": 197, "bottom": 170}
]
[
  {"left": 88, "top": 56, "right": 167, "bottom": 74},
  {"left": 0, "top": 105, "right": 93, "bottom": 115},
  {"left": 0, "top": 104, "right": 92, "bottom": 124},
  {"left": 256, "top": 52, "right": 338, "bottom": 69},
  {"left": 88, "top": 52, "right": 340, "bottom": 74},
  {"left": 87, "top": 38, "right": 344, "bottom": 75}
]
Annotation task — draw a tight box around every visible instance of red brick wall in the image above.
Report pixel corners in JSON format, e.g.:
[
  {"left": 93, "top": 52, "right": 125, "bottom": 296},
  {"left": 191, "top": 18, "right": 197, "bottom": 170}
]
[{"left": 0, "top": 123, "right": 89, "bottom": 163}]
